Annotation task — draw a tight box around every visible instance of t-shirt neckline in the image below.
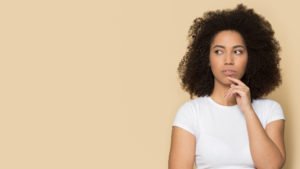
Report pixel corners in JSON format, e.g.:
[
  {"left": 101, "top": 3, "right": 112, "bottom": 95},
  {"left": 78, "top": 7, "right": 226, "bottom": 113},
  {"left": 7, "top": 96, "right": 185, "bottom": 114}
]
[{"left": 206, "top": 95, "right": 239, "bottom": 110}]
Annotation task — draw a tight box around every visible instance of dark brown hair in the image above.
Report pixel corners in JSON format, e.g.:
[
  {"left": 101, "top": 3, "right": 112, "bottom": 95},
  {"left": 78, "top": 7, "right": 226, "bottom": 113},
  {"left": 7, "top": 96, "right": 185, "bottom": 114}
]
[{"left": 177, "top": 4, "right": 282, "bottom": 101}]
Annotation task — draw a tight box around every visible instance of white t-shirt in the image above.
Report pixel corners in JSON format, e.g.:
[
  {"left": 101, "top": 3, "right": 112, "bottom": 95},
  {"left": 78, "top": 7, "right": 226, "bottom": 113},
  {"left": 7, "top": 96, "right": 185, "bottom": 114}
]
[{"left": 172, "top": 95, "right": 285, "bottom": 169}]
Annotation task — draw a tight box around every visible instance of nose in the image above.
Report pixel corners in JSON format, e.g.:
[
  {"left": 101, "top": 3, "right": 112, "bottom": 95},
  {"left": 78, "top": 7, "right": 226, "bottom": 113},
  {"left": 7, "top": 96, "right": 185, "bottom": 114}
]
[{"left": 224, "top": 53, "right": 234, "bottom": 65}]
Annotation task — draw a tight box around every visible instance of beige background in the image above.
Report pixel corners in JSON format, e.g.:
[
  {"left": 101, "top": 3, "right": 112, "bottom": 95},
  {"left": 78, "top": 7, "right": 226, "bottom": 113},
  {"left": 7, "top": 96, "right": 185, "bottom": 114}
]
[{"left": 0, "top": 0, "right": 299, "bottom": 169}]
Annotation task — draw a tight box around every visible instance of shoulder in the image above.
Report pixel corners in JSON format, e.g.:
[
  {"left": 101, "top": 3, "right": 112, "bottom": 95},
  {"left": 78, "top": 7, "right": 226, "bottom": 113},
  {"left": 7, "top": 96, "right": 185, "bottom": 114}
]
[
  {"left": 173, "top": 97, "right": 206, "bottom": 137},
  {"left": 252, "top": 97, "right": 282, "bottom": 109},
  {"left": 178, "top": 96, "right": 209, "bottom": 111},
  {"left": 252, "top": 98, "right": 285, "bottom": 127},
  {"left": 175, "top": 96, "right": 207, "bottom": 115},
  {"left": 175, "top": 96, "right": 211, "bottom": 119}
]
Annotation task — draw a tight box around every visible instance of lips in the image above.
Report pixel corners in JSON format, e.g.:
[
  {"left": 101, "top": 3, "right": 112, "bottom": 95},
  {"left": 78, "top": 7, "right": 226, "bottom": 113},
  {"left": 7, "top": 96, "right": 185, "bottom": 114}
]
[{"left": 222, "top": 69, "right": 237, "bottom": 76}]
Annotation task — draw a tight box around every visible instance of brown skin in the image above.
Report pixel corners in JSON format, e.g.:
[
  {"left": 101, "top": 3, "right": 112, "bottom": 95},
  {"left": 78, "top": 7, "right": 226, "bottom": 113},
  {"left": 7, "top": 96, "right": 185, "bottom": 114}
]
[
  {"left": 225, "top": 77, "right": 286, "bottom": 169},
  {"left": 177, "top": 4, "right": 282, "bottom": 101},
  {"left": 209, "top": 30, "right": 248, "bottom": 106},
  {"left": 210, "top": 31, "right": 285, "bottom": 169},
  {"left": 169, "top": 30, "right": 285, "bottom": 169},
  {"left": 168, "top": 127, "right": 196, "bottom": 169}
]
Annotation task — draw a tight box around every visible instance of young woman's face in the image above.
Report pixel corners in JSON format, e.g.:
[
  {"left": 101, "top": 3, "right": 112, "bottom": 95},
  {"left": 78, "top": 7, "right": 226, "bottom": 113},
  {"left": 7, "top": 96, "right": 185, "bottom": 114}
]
[{"left": 209, "top": 30, "right": 248, "bottom": 85}]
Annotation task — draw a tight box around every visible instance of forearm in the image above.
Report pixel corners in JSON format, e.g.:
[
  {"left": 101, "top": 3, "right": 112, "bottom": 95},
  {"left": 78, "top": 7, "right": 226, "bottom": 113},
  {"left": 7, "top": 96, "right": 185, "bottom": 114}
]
[{"left": 243, "top": 107, "right": 284, "bottom": 169}]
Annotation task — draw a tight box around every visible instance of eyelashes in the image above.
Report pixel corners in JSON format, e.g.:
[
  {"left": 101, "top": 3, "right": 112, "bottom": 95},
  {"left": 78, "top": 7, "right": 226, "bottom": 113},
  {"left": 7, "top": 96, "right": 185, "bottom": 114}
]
[
  {"left": 234, "top": 50, "right": 244, "bottom": 55},
  {"left": 214, "top": 49, "right": 244, "bottom": 55},
  {"left": 214, "top": 50, "right": 223, "bottom": 55}
]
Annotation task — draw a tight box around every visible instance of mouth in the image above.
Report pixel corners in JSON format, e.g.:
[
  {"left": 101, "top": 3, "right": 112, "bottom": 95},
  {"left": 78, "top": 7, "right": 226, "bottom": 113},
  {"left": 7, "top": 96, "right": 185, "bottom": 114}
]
[{"left": 222, "top": 70, "right": 237, "bottom": 76}]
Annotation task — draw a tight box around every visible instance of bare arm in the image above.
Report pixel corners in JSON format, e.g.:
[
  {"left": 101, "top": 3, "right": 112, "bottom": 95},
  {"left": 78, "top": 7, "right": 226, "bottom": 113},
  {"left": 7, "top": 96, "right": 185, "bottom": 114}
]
[
  {"left": 244, "top": 108, "right": 286, "bottom": 169},
  {"left": 168, "top": 126, "right": 196, "bottom": 169},
  {"left": 218, "top": 76, "right": 285, "bottom": 168}
]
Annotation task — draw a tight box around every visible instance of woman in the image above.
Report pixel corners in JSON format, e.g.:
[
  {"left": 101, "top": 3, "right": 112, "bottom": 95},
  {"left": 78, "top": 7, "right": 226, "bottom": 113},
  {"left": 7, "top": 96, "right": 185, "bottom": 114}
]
[{"left": 168, "top": 4, "right": 286, "bottom": 169}]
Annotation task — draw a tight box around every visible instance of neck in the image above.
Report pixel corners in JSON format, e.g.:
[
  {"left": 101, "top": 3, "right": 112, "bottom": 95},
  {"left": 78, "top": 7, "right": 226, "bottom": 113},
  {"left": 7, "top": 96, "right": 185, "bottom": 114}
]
[{"left": 210, "top": 79, "right": 237, "bottom": 106}]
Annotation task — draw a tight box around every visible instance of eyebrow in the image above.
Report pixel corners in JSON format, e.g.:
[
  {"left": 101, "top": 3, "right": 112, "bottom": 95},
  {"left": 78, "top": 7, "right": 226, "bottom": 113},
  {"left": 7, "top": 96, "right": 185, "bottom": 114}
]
[{"left": 212, "top": 45, "right": 246, "bottom": 49}]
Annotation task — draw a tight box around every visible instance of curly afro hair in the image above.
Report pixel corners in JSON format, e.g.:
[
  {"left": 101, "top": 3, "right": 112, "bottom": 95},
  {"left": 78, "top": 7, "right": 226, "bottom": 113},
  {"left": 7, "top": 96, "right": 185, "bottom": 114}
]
[{"left": 177, "top": 3, "right": 282, "bottom": 101}]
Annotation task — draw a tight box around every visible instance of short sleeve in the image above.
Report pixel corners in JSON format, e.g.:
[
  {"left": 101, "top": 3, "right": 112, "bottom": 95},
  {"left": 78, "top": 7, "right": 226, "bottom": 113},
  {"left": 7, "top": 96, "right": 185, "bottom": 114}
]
[
  {"left": 172, "top": 102, "right": 196, "bottom": 136},
  {"left": 266, "top": 100, "right": 285, "bottom": 124}
]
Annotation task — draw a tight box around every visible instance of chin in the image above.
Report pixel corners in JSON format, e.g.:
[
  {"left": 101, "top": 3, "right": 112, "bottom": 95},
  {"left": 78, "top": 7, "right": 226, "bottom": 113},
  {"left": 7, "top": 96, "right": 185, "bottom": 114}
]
[
  {"left": 226, "top": 74, "right": 241, "bottom": 79},
  {"left": 223, "top": 75, "right": 240, "bottom": 84},
  {"left": 224, "top": 79, "right": 232, "bottom": 85}
]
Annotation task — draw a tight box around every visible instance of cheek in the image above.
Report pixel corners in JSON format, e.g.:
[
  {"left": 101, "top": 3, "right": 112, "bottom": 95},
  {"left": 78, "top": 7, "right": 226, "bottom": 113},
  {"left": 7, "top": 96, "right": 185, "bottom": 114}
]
[
  {"left": 210, "top": 59, "right": 223, "bottom": 72},
  {"left": 241, "top": 57, "right": 248, "bottom": 68},
  {"left": 237, "top": 58, "right": 248, "bottom": 74},
  {"left": 209, "top": 62, "right": 221, "bottom": 77},
  {"left": 209, "top": 57, "right": 223, "bottom": 75},
  {"left": 209, "top": 56, "right": 221, "bottom": 67}
]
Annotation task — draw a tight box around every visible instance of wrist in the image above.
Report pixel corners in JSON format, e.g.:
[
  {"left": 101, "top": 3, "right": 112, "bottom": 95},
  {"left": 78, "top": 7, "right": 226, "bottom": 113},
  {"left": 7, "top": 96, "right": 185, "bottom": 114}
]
[{"left": 242, "top": 106, "right": 254, "bottom": 114}]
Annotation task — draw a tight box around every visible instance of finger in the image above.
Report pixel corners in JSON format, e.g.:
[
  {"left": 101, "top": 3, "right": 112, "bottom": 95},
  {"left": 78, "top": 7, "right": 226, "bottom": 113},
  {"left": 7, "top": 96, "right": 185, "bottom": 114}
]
[
  {"left": 229, "top": 88, "right": 246, "bottom": 98},
  {"left": 225, "top": 84, "right": 240, "bottom": 98},
  {"left": 231, "top": 85, "right": 246, "bottom": 90},
  {"left": 228, "top": 89, "right": 239, "bottom": 98},
  {"left": 225, "top": 81, "right": 248, "bottom": 97},
  {"left": 224, "top": 88, "right": 231, "bottom": 98},
  {"left": 225, "top": 86, "right": 237, "bottom": 98},
  {"left": 226, "top": 76, "right": 246, "bottom": 86},
  {"left": 231, "top": 83, "right": 238, "bottom": 88}
]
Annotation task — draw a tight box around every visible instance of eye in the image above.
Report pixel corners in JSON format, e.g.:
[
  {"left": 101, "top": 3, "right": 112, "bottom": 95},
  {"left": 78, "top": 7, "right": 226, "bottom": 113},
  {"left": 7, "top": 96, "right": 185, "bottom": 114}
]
[
  {"left": 214, "top": 50, "right": 223, "bottom": 55},
  {"left": 234, "top": 50, "right": 243, "bottom": 55}
]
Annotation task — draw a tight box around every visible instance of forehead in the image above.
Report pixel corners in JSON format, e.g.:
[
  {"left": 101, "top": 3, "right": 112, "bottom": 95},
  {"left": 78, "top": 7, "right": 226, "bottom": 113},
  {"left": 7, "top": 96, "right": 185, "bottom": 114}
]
[{"left": 211, "top": 30, "right": 245, "bottom": 47}]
